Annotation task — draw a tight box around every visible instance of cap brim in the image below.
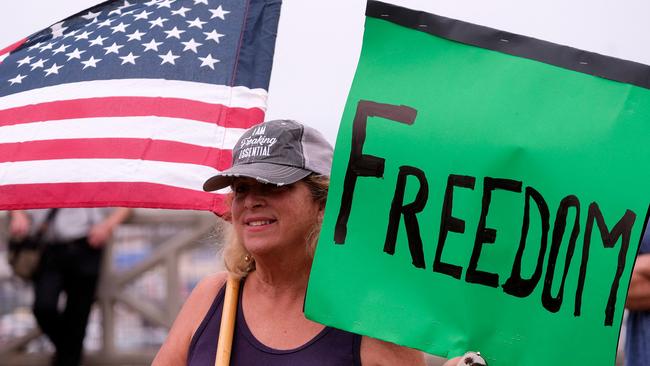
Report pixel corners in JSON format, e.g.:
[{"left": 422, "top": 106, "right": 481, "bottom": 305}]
[{"left": 203, "top": 162, "right": 312, "bottom": 192}]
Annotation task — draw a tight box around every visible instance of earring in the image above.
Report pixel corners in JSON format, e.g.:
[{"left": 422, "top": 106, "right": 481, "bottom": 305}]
[{"left": 244, "top": 254, "right": 252, "bottom": 263}]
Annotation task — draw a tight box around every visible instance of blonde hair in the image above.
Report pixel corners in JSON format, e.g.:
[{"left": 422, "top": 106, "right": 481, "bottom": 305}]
[{"left": 222, "top": 174, "right": 330, "bottom": 278}]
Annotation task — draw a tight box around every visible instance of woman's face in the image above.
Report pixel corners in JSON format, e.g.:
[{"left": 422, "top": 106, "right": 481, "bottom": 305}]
[{"left": 230, "top": 178, "right": 324, "bottom": 256}]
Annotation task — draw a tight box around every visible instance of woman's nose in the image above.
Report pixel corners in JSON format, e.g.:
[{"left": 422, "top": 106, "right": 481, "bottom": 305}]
[{"left": 243, "top": 189, "right": 266, "bottom": 209}]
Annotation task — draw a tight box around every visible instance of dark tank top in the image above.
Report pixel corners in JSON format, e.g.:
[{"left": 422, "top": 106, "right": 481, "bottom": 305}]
[{"left": 187, "top": 278, "right": 362, "bottom": 366}]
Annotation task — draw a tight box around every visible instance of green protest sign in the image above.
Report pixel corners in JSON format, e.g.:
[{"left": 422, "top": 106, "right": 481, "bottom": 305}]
[{"left": 305, "top": 1, "right": 650, "bottom": 365}]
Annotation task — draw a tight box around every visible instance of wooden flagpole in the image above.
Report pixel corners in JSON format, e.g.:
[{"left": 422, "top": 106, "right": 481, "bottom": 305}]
[{"left": 215, "top": 275, "right": 241, "bottom": 366}]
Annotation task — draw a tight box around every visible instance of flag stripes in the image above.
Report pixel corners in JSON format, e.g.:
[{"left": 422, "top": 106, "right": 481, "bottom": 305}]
[
  {"left": 1, "top": 159, "right": 220, "bottom": 190},
  {"left": 0, "top": 79, "right": 268, "bottom": 115},
  {"left": 0, "top": 97, "right": 264, "bottom": 128},
  {"left": 1, "top": 116, "right": 245, "bottom": 147},
  {"left": 0, "top": 80, "right": 261, "bottom": 212},
  {"left": 0, "top": 139, "right": 233, "bottom": 168},
  {"left": 0, "top": 182, "right": 228, "bottom": 212}
]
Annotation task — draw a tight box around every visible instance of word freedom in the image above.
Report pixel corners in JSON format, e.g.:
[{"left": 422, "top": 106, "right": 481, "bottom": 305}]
[{"left": 334, "top": 100, "right": 638, "bottom": 327}]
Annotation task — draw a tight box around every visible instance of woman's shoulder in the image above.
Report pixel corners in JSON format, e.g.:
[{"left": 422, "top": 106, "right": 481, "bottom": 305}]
[
  {"left": 151, "top": 271, "right": 229, "bottom": 365},
  {"left": 182, "top": 271, "right": 229, "bottom": 326},
  {"left": 192, "top": 271, "right": 229, "bottom": 297}
]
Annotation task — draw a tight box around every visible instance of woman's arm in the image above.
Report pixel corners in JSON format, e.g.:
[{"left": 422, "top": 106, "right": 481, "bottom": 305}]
[
  {"left": 152, "top": 272, "right": 228, "bottom": 366},
  {"left": 360, "top": 337, "right": 484, "bottom": 366},
  {"left": 9, "top": 210, "right": 31, "bottom": 239},
  {"left": 360, "top": 336, "right": 425, "bottom": 366},
  {"left": 88, "top": 207, "right": 132, "bottom": 247},
  {"left": 626, "top": 254, "right": 650, "bottom": 310}
]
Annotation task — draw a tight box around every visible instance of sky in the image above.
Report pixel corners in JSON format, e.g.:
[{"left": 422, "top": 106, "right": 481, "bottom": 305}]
[{"left": 2, "top": 0, "right": 650, "bottom": 143}]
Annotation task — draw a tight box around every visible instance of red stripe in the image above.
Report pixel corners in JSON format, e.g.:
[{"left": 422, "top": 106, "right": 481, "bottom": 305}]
[
  {"left": 0, "top": 138, "right": 233, "bottom": 169},
  {"left": 0, "top": 182, "right": 229, "bottom": 214},
  {"left": 0, "top": 97, "right": 265, "bottom": 128},
  {"left": 0, "top": 38, "right": 27, "bottom": 58}
]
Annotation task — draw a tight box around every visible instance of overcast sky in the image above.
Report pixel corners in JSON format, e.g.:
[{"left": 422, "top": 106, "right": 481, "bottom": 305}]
[{"left": 3, "top": 0, "right": 650, "bottom": 142}]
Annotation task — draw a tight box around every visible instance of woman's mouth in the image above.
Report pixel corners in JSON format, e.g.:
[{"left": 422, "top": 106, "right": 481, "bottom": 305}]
[{"left": 246, "top": 219, "right": 275, "bottom": 227}]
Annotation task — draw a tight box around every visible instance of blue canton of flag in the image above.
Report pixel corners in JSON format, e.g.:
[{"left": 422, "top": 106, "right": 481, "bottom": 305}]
[{"left": 0, "top": 0, "right": 282, "bottom": 213}]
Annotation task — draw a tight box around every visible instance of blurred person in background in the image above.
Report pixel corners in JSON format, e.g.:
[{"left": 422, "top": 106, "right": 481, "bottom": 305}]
[
  {"left": 625, "top": 221, "right": 650, "bottom": 366},
  {"left": 9, "top": 207, "right": 131, "bottom": 366}
]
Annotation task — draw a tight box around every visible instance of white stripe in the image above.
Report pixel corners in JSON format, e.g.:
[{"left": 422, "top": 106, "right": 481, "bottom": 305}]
[
  {"left": 0, "top": 79, "right": 268, "bottom": 110},
  {"left": 0, "top": 159, "right": 220, "bottom": 191},
  {"left": 0, "top": 116, "right": 246, "bottom": 148},
  {"left": 0, "top": 53, "right": 9, "bottom": 63}
]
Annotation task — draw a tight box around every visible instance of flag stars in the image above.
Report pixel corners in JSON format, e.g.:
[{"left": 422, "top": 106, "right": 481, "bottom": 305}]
[
  {"left": 120, "top": 52, "right": 140, "bottom": 65},
  {"left": 209, "top": 6, "right": 230, "bottom": 20},
  {"left": 164, "top": 26, "right": 185, "bottom": 39},
  {"left": 159, "top": 50, "right": 180, "bottom": 65},
  {"left": 81, "top": 56, "right": 102, "bottom": 69},
  {"left": 144, "top": 0, "right": 162, "bottom": 6},
  {"left": 104, "top": 42, "right": 124, "bottom": 55},
  {"left": 50, "top": 23, "right": 68, "bottom": 38},
  {"left": 198, "top": 54, "right": 219, "bottom": 70},
  {"left": 142, "top": 38, "right": 163, "bottom": 52},
  {"left": 181, "top": 38, "right": 202, "bottom": 53},
  {"left": 44, "top": 63, "right": 63, "bottom": 76},
  {"left": 133, "top": 10, "right": 152, "bottom": 20},
  {"left": 108, "top": 8, "right": 123, "bottom": 16},
  {"left": 65, "top": 48, "right": 86, "bottom": 61},
  {"left": 194, "top": 0, "right": 208, "bottom": 5},
  {"left": 75, "top": 31, "right": 93, "bottom": 41},
  {"left": 111, "top": 22, "right": 129, "bottom": 33},
  {"left": 204, "top": 30, "right": 224, "bottom": 43},
  {"left": 126, "top": 30, "right": 146, "bottom": 41},
  {"left": 8, "top": 74, "right": 27, "bottom": 85},
  {"left": 156, "top": 0, "right": 175, "bottom": 8},
  {"left": 16, "top": 55, "right": 34, "bottom": 67},
  {"left": 52, "top": 44, "right": 70, "bottom": 55},
  {"left": 187, "top": 17, "right": 207, "bottom": 29},
  {"left": 28, "top": 43, "right": 42, "bottom": 51},
  {"left": 149, "top": 17, "right": 168, "bottom": 29},
  {"left": 82, "top": 10, "right": 101, "bottom": 20},
  {"left": 30, "top": 58, "right": 48, "bottom": 70},
  {"left": 62, "top": 29, "right": 80, "bottom": 40},
  {"left": 89, "top": 35, "right": 108, "bottom": 47},
  {"left": 171, "top": 7, "right": 191, "bottom": 17},
  {"left": 97, "top": 18, "right": 115, "bottom": 28},
  {"left": 39, "top": 43, "right": 54, "bottom": 52}
]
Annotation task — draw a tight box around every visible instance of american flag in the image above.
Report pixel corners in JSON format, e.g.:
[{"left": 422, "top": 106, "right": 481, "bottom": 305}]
[{"left": 0, "top": 0, "right": 281, "bottom": 214}]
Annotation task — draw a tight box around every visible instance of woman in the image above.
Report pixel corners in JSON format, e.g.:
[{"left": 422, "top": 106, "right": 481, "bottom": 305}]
[{"left": 153, "top": 120, "right": 485, "bottom": 366}]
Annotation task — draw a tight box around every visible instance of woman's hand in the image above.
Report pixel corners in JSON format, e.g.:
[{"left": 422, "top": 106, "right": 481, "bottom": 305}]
[{"left": 444, "top": 352, "right": 487, "bottom": 366}]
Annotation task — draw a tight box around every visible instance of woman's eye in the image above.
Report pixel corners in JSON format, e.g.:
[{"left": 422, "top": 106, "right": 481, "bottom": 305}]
[
  {"left": 265, "top": 184, "right": 291, "bottom": 194},
  {"left": 233, "top": 184, "right": 249, "bottom": 194}
]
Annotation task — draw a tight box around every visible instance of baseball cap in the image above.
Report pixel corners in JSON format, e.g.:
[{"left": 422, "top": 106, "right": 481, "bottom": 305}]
[{"left": 203, "top": 119, "right": 333, "bottom": 192}]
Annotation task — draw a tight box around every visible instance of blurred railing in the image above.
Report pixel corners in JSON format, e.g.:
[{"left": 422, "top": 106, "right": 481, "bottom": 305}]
[{"left": 0, "top": 209, "right": 224, "bottom": 366}]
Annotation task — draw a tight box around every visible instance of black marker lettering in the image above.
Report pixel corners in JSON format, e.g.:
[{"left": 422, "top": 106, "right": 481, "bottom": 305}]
[
  {"left": 502, "top": 186, "right": 550, "bottom": 297},
  {"left": 335, "top": 100, "right": 417, "bottom": 244},
  {"left": 384, "top": 166, "right": 429, "bottom": 269},
  {"left": 433, "top": 174, "right": 476, "bottom": 279},
  {"left": 466, "top": 177, "right": 523, "bottom": 288},
  {"left": 542, "top": 195, "right": 580, "bottom": 313},
  {"left": 576, "top": 202, "right": 636, "bottom": 326}
]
